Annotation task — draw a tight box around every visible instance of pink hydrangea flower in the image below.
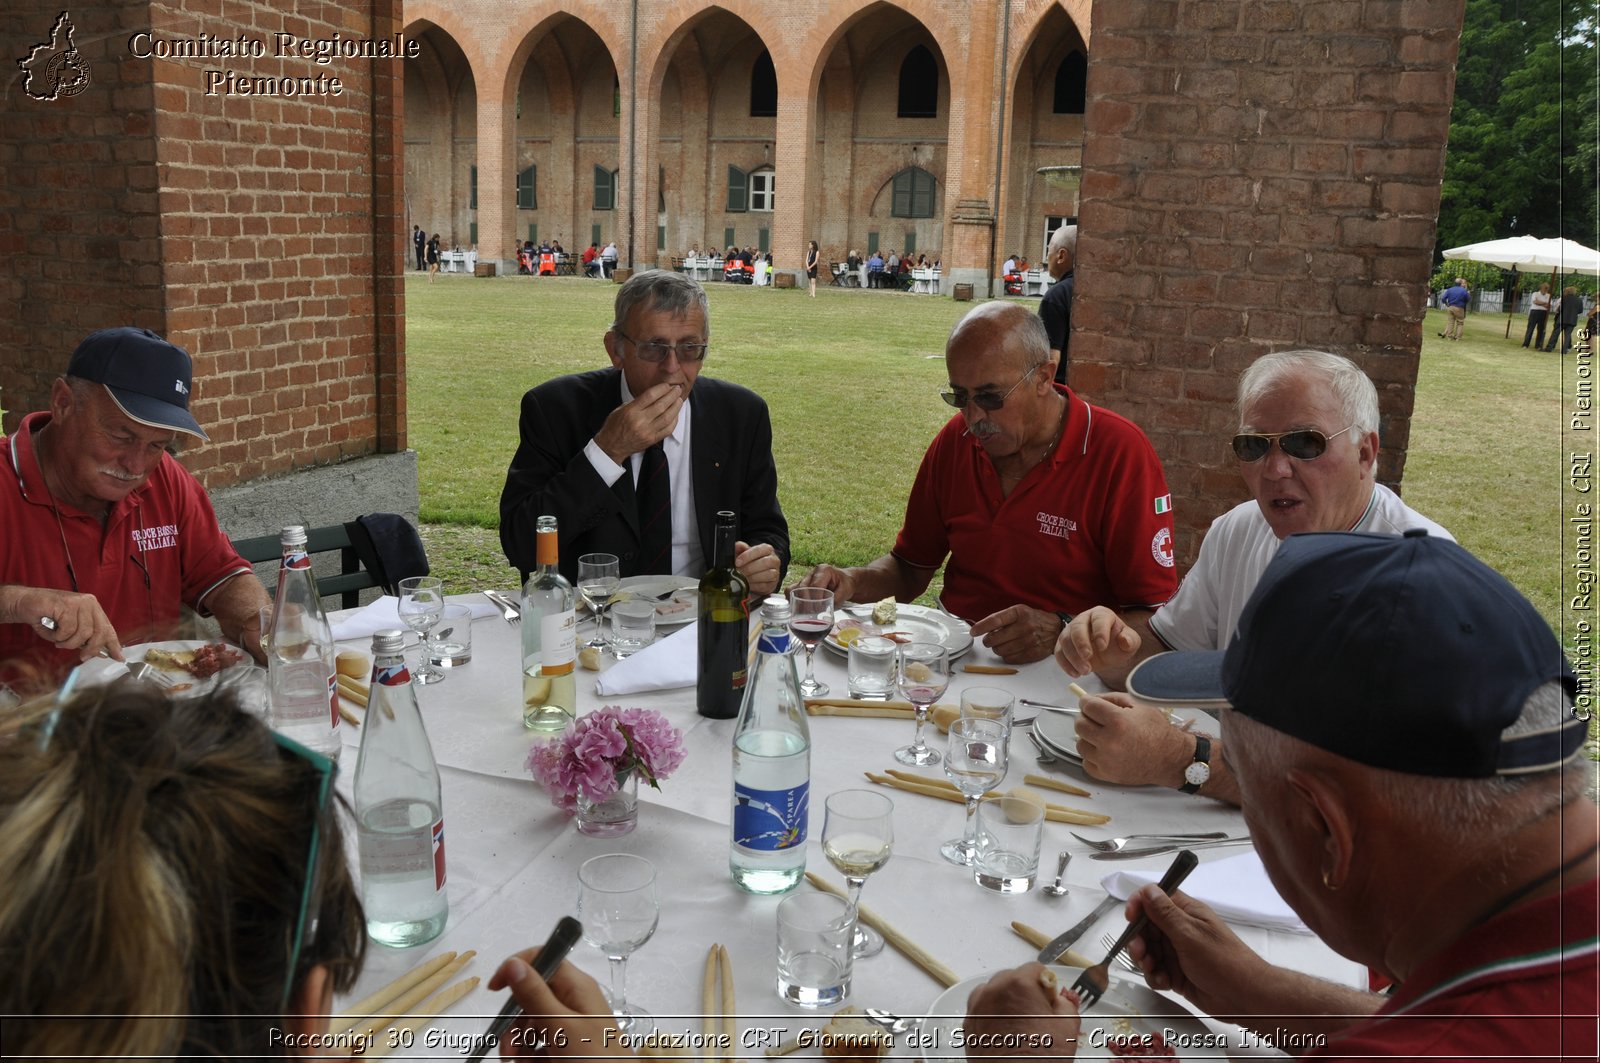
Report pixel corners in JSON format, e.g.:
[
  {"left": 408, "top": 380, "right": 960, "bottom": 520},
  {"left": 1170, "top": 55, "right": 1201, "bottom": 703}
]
[{"left": 526, "top": 706, "right": 686, "bottom": 815}]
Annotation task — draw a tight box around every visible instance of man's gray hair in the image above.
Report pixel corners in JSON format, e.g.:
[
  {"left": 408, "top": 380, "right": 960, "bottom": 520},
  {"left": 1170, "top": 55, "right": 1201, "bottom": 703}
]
[
  {"left": 1048, "top": 224, "right": 1077, "bottom": 256},
  {"left": 612, "top": 269, "right": 710, "bottom": 335},
  {"left": 951, "top": 300, "right": 1051, "bottom": 370},
  {"left": 1236, "top": 349, "right": 1380, "bottom": 436}
]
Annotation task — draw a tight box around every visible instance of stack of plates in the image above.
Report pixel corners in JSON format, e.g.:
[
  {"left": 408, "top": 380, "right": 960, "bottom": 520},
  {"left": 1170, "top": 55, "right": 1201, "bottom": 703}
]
[
  {"left": 1033, "top": 705, "right": 1222, "bottom": 767},
  {"left": 1032, "top": 709, "right": 1083, "bottom": 763}
]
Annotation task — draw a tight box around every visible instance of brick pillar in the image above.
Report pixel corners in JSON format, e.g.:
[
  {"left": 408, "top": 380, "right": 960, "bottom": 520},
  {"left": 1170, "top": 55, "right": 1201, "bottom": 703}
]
[
  {"left": 1075, "top": 0, "right": 1464, "bottom": 567},
  {"left": 771, "top": 56, "right": 817, "bottom": 285},
  {"left": 942, "top": 2, "right": 1002, "bottom": 296},
  {"left": 475, "top": 78, "right": 512, "bottom": 272}
]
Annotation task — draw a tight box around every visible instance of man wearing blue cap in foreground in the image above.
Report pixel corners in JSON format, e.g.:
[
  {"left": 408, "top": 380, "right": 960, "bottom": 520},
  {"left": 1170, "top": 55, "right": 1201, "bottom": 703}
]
[
  {"left": 0, "top": 327, "right": 270, "bottom": 681},
  {"left": 964, "top": 531, "right": 1596, "bottom": 1060}
]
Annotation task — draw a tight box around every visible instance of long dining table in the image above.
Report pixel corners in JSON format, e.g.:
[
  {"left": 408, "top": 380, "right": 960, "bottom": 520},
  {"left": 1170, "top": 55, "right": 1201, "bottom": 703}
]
[{"left": 328, "top": 593, "right": 1362, "bottom": 1059}]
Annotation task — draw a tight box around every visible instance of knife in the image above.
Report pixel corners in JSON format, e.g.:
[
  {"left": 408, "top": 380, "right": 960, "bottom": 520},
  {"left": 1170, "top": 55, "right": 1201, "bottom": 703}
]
[{"left": 1036, "top": 895, "right": 1121, "bottom": 964}]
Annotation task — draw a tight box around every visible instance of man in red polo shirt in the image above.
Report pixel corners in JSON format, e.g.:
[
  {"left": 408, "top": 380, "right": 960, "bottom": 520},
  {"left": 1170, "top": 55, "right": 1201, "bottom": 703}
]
[
  {"left": 0, "top": 327, "right": 269, "bottom": 684},
  {"left": 801, "top": 300, "right": 1177, "bottom": 663}
]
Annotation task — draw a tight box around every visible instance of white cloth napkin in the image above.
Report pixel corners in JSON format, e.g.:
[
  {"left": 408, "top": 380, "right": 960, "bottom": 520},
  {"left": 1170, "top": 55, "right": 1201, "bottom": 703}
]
[
  {"left": 1101, "top": 850, "right": 1310, "bottom": 933},
  {"left": 329, "top": 595, "right": 499, "bottom": 642},
  {"left": 594, "top": 622, "right": 699, "bottom": 696}
]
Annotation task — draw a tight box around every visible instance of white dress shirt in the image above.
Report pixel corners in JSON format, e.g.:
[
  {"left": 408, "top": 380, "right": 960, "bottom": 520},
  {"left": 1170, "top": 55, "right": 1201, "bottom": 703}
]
[{"left": 582, "top": 378, "right": 705, "bottom": 577}]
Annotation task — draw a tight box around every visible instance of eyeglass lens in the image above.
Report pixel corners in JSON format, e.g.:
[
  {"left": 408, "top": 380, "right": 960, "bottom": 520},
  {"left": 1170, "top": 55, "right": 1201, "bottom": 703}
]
[{"left": 1231, "top": 430, "right": 1328, "bottom": 462}]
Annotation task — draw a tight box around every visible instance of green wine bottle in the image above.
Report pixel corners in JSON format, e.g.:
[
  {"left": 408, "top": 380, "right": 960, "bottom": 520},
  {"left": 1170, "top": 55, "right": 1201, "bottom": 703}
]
[{"left": 697, "top": 510, "right": 750, "bottom": 719}]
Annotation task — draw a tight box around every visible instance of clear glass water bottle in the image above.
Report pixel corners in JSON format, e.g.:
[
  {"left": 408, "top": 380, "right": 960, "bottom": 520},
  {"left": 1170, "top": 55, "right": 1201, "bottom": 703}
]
[
  {"left": 354, "top": 630, "right": 448, "bottom": 947},
  {"left": 267, "top": 525, "right": 340, "bottom": 761},
  {"left": 730, "top": 595, "right": 811, "bottom": 894},
  {"left": 522, "top": 515, "right": 577, "bottom": 732}
]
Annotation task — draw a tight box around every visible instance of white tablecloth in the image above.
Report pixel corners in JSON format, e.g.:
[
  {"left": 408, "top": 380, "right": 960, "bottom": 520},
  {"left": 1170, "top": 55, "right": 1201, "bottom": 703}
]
[{"left": 330, "top": 595, "right": 1362, "bottom": 1055}]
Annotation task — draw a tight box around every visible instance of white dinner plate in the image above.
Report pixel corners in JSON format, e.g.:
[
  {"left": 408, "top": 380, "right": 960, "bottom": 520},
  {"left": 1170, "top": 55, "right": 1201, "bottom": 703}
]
[
  {"left": 613, "top": 574, "right": 699, "bottom": 626},
  {"left": 1037, "top": 707, "right": 1221, "bottom": 765},
  {"left": 922, "top": 965, "right": 1222, "bottom": 1061},
  {"left": 824, "top": 604, "right": 974, "bottom": 659},
  {"left": 80, "top": 640, "right": 262, "bottom": 699}
]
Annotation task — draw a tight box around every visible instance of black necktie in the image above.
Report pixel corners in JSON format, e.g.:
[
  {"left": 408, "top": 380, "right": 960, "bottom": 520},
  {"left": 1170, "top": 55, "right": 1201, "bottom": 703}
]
[{"left": 636, "top": 443, "right": 671, "bottom": 575}]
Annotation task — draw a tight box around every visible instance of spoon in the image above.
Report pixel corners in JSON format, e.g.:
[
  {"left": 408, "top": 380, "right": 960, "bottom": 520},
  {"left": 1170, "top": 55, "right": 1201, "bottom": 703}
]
[
  {"left": 862, "top": 1008, "right": 919, "bottom": 1035},
  {"left": 1042, "top": 851, "right": 1071, "bottom": 897}
]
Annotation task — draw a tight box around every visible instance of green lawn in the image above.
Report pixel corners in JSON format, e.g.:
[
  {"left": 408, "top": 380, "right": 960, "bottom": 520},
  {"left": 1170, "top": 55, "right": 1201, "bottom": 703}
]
[{"left": 407, "top": 276, "right": 1564, "bottom": 632}]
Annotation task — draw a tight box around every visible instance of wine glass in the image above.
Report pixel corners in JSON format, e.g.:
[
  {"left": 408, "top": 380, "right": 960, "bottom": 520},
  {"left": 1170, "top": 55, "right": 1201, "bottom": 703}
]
[
  {"left": 894, "top": 642, "right": 950, "bottom": 765},
  {"left": 576, "top": 853, "right": 659, "bottom": 1036},
  {"left": 397, "top": 576, "right": 445, "bottom": 685},
  {"left": 788, "top": 586, "right": 835, "bottom": 697},
  {"left": 821, "top": 789, "right": 894, "bottom": 957},
  {"left": 577, "top": 553, "right": 621, "bottom": 650},
  {"left": 941, "top": 718, "right": 1009, "bottom": 865}
]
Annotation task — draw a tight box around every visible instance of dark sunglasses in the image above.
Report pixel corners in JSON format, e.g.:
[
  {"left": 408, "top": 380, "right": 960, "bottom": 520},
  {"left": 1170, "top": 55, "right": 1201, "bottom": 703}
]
[
  {"left": 1231, "top": 425, "right": 1354, "bottom": 462},
  {"left": 940, "top": 364, "right": 1038, "bottom": 411}
]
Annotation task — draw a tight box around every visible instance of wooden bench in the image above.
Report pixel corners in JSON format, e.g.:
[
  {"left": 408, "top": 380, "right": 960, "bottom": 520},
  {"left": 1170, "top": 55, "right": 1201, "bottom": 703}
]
[{"left": 233, "top": 515, "right": 428, "bottom": 609}]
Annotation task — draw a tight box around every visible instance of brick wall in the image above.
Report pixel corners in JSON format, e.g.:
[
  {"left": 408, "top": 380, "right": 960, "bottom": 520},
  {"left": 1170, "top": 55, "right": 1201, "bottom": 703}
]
[
  {"left": 1075, "top": 0, "right": 1464, "bottom": 565},
  {"left": 1, "top": 0, "right": 406, "bottom": 497}
]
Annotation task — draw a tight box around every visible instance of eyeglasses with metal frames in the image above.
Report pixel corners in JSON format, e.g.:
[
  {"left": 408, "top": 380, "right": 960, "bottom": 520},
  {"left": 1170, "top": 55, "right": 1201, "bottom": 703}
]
[
  {"left": 1230, "top": 425, "right": 1355, "bottom": 462},
  {"left": 614, "top": 329, "right": 709, "bottom": 364},
  {"left": 939, "top": 364, "right": 1041, "bottom": 411}
]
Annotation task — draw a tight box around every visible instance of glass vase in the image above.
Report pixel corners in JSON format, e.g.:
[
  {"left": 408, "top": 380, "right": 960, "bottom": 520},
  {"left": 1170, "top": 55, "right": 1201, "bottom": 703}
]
[{"left": 575, "top": 768, "right": 639, "bottom": 837}]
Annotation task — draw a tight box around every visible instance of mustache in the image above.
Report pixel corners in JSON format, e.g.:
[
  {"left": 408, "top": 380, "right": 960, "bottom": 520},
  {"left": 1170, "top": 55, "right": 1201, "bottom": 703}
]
[{"left": 964, "top": 421, "right": 1001, "bottom": 439}]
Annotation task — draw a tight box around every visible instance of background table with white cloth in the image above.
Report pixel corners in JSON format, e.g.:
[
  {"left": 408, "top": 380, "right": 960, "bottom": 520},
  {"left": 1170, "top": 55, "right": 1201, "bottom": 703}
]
[{"left": 329, "top": 595, "right": 1363, "bottom": 1058}]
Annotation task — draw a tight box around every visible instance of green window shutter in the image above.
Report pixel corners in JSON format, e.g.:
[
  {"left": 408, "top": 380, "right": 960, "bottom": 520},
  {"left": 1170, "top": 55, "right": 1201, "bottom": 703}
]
[
  {"left": 592, "top": 223, "right": 602, "bottom": 246},
  {"left": 892, "top": 171, "right": 910, "bottom": 218},
  {"left": 657, "top": 225, "right": 666, "bottom": 250},
  {"left": 758, "top": 227, "right": 769, "bottom": 253},
  {"left": 594, "top": 165, "right": 613, "bottom": 211},
  {"left": 469, "top": 222, "right": 477, "bottom": 245},
  {"left": 866, "top": 231, "right": 879, "bottom": 255},
  {"left": 905, "top": 231, "right": 916, "bottom": 254},
  {"left": 529, "top": 224, "right": 538, "bottom": 243},
  {"left": 517, "top": 166, "right": 537, "bottom": 210},
  {"left": 727, "top": 165, "right": 748, "bottom": 212},
  {"left": 470, "top": 165, "right": 478, "bottom": 210},
  {"left": 724, "top": 227, "right": 735, "bottom": 249}
]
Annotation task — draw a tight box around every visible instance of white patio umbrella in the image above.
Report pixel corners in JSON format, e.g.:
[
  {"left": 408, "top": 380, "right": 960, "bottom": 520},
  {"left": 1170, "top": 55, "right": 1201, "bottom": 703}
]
[{"left": 1442, "top": 236, "right": 1600, "bottom": 335}]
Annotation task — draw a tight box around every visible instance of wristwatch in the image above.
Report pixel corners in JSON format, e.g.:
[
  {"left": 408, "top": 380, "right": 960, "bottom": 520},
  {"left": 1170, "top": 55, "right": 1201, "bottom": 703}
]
[{"left": 1179, "top": 734, "right": 1212, "bottom": 794}]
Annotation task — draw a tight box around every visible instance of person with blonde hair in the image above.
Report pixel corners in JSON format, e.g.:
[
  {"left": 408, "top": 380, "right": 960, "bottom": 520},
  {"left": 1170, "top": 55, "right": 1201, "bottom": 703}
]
[{"left": 0, "top": 683, "right": 624, "bottom": 1059}]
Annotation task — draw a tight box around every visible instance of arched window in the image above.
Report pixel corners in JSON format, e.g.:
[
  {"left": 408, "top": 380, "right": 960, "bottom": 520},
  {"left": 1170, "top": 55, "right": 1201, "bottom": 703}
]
[
  {"left": 1053, "top": 53, "right": 1087, "bottom": 114},
  {"left": 897, "top": 45, "right": 937, "bottom": 118},
  {"left": 890, "top": 167, "right": 936, "bottom": 219},
  {"left": 750, "top": 50, "right": 777, "bottom": 117}
]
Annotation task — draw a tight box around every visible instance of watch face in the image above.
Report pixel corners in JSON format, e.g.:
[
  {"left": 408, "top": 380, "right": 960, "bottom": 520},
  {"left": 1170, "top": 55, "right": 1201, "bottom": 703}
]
[{"left": 1185, "top": 761, "right": 1211, "bottom": 787}]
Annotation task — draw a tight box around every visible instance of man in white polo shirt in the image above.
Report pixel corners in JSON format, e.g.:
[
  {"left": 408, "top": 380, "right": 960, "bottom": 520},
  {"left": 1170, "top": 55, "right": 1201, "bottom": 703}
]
[{"left": 1055, "top": 349, "right": 1450, "bottom": 802}]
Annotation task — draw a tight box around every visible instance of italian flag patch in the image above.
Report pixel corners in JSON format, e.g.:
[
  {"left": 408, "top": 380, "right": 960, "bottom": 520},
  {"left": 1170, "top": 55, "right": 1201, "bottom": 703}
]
[{"left": 1154, "top": 494, "right": 1171, "bottom": 514}]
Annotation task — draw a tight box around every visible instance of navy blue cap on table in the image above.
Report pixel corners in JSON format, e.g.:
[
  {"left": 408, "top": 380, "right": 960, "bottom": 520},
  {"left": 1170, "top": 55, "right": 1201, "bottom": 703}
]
[
  {"left": 66, "top": 326, "right": 207, "bottom": 440},
  {"left": 1124, "top": 529, "right": 1583, "bottom": 779}
]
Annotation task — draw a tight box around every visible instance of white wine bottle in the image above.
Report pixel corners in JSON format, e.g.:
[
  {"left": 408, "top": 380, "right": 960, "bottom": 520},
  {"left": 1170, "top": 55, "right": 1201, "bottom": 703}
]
[{"left": 521, "top": 515, "right": 577, "bottom": 732}]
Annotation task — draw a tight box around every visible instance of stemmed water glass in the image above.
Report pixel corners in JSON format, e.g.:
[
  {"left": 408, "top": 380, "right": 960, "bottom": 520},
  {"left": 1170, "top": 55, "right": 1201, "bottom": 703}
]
[
  {"left": 576, "top": 853, "right": 659, "bottom": 1036},
  {"left": 893, "top": 642, "right": 950, "bottom": 765},
  {"left": 941, "top": 717, "right": 1009, "bottom": 865},
  {"left": 397, "top": 576, "right": 446, "bottom": 684},
  {"left": 821, "top": 789, "right": 894, "bottom": 957},
  {"left": 577, "top": 553, "right": 621, "bottom": 650},
  {"left": 788, "top": 587, "right": 835, "bottom": 697}
]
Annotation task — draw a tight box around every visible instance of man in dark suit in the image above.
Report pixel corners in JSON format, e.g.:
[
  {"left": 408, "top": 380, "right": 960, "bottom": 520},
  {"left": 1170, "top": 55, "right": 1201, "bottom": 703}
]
[
  {"left": 413, "top": 224, "right": 426, "bottom": 271},
  {"left": 500, "top": 270, "right": 788, "bottom": 593}
]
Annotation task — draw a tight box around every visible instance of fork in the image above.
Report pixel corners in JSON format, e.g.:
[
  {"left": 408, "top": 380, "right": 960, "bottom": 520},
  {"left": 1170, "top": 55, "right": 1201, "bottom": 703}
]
[
  {"left": 482, "top": 590, "right": 520, "bottom": 624},
  {"left": 1069, "top": 830, "right": 1229, "bottom": 852},
  {"left": 1070, "top": 850, "right": 1197, "bottom": 1009},
  {"left": 1100, "top": 933, "right": 1139, "bottom": 974}
]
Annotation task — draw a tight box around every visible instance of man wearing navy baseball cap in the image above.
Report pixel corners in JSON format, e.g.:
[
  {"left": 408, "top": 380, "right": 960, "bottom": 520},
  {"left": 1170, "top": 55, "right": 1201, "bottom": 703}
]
[
  {"left": 0, "top": 327, "right": 270, "bottom": 681},
  {"left": 964, "top": 531, "right": 1596, "bottom": 1060}
]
